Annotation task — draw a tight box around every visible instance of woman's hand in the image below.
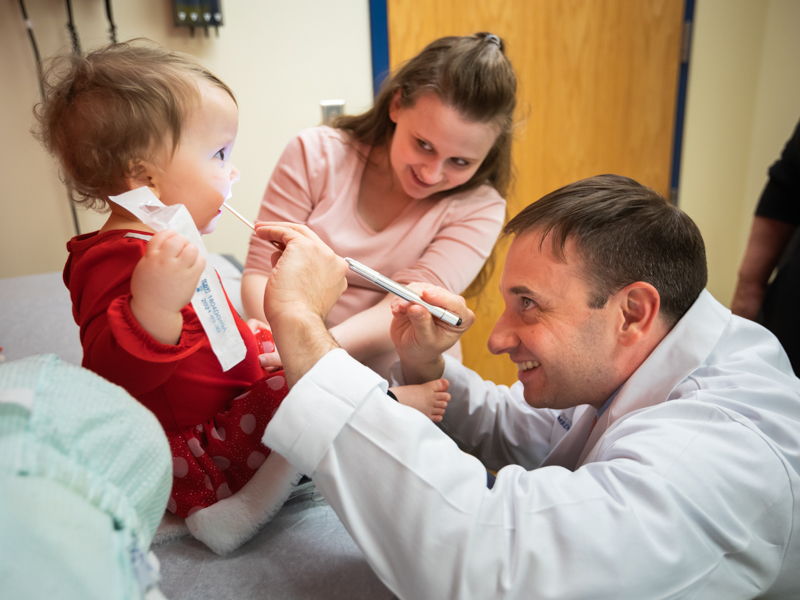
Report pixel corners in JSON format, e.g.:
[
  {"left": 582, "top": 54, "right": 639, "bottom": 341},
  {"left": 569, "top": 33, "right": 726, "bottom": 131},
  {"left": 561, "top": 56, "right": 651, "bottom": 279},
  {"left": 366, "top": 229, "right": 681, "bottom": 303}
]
[{"left": 241, "top": 273, "right": 270, "bottom": 324}]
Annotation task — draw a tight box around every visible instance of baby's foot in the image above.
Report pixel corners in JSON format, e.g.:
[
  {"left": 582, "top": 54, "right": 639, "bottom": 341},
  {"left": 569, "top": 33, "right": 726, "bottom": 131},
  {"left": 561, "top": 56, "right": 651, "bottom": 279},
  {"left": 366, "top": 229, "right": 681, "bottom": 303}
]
[{"left": 390, "top": 379, "right": 450, "bottom": 423}]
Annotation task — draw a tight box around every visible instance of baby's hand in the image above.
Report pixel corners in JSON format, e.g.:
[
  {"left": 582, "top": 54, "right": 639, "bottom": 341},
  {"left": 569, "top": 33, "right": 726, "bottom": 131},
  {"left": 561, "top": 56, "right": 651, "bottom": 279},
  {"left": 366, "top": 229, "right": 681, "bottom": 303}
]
[
  {"left": 247, "top": 318, "right": 271, "bottom": 335},
  {"left": 130, "top": 230, "right": 205, "bottom": 345},
  {"left": 250, "top": 322, "right": 283, "bottom": 372}
]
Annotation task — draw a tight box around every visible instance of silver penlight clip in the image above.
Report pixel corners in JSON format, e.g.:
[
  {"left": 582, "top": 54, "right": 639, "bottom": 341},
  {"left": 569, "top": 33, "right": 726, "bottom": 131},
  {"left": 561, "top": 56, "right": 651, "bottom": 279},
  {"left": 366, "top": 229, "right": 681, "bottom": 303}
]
[{"left": 345, "top": 258, "right": 462, "bottom": 327}]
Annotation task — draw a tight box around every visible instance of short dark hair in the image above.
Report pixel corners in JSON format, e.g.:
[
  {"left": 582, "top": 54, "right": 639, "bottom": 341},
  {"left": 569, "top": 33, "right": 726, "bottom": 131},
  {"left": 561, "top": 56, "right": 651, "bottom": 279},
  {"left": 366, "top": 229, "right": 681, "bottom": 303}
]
[{"left": 504, "top": 174, "right": 707, "bottom": 326}]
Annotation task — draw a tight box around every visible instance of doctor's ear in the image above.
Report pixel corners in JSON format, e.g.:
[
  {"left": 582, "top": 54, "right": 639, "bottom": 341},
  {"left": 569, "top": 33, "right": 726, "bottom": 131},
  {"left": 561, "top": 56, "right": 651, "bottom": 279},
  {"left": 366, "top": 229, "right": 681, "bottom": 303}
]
[
  {"left": 124, "top": 159, "right": 161, "bottom": 199},
  {"left": 614, "top": 282, "right": 661, "bottom": 346}
]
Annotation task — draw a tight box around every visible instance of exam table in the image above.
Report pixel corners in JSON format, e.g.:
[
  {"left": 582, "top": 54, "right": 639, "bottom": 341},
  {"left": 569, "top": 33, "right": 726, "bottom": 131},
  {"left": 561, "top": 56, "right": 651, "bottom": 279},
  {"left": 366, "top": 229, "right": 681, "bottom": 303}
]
[{"left": 0, "top": 255, "right": 393, "bottom": 600}]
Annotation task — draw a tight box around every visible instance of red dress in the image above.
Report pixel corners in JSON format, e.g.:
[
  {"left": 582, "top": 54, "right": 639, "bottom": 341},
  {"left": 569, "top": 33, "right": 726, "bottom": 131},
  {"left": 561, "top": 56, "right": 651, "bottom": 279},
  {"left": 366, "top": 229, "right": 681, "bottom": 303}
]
[{"left": 64, "top": 229, "right": 287, "bottom": 517}]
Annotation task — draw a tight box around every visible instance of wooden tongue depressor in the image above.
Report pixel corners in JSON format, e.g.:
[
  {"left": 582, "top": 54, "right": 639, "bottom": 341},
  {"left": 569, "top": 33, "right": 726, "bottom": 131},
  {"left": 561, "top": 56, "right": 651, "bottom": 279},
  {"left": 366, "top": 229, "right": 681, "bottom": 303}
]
[{"left": 222, "top": 202, "right": 285, "bottom": 251}]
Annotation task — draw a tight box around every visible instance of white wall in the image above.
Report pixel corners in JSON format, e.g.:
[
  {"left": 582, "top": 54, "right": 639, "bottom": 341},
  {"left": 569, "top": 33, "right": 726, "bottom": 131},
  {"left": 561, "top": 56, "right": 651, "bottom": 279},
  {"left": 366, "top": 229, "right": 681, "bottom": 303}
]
[
  {"left": 4, "top": 0, "right": 800, "bottom": 305},
  {"left": 0, "top": 0, "right": 373, "bottom": 278},
  {"left": 679, "top": 0, "right": 800, "bottom": 306}
]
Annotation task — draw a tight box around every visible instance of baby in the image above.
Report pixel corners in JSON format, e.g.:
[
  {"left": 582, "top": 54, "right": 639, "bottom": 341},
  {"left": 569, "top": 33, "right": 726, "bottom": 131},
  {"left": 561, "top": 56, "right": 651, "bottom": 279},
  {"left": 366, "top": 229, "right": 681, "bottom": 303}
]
[{"left": 35, "top": 41, "right": 448, "bottom": 552}]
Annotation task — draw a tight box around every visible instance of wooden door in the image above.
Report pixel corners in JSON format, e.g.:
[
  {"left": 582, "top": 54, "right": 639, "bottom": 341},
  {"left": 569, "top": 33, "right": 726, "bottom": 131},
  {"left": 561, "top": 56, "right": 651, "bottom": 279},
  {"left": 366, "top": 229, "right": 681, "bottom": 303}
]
[{"left": 388, "top": 0, "right": 685, "bottom": 386}]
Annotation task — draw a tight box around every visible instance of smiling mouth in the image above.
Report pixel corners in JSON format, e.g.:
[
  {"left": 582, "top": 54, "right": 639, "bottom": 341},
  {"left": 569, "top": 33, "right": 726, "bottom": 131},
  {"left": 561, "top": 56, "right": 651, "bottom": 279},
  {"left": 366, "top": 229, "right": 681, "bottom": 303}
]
[
  {"left": 516, "top": 360, "right": 541, "bottom": 372},
  {"left": 410, "top": 168, "right": 435, "bottom": 188}
]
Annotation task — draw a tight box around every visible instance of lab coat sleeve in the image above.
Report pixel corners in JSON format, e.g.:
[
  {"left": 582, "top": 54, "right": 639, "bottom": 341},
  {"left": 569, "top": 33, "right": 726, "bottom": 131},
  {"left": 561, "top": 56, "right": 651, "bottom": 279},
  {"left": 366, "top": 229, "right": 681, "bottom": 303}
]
[
  {"left": 391, "top": 355, "right": 560, "bottom": 471},
  {"left": 264, "top": 350, "right": 793, "bottom": 600}
]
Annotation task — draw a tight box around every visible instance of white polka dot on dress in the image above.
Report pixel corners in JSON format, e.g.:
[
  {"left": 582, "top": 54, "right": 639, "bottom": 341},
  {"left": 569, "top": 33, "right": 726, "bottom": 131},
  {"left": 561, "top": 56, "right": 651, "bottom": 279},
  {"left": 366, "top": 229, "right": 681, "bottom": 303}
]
[
  {"left": 211, "top": 427, "right": 226, "bottom": 441},
  {"left": 167, "top": 497, "right": 177, "bottom": 514},
  {"left": 204, "top": 475, "right": 213, "bottom": 490},
  {"left": 247, "top": 450, "right": 266, "bottom": 470},
  {"left": 240, "top": 414, "right": 256, "bottom": 434},
  {"left": 216, "top": 483, "right": 233, "bottom": 501},
  {"left": 172, "top": 457, "right": 189, "bottom": 478},
  {"left": 187, "top": 437, "right": 205, "bottom": 457},
  {"left": 266, "top": 375, "right": 286, "bottom": 390}
]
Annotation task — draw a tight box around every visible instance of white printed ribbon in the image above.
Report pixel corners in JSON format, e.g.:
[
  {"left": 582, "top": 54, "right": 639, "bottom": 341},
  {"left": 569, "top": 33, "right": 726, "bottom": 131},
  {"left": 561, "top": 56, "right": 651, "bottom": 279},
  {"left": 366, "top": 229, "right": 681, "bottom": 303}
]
[{"left": 109, "top": 187, "right": 246, "bottom": 372}]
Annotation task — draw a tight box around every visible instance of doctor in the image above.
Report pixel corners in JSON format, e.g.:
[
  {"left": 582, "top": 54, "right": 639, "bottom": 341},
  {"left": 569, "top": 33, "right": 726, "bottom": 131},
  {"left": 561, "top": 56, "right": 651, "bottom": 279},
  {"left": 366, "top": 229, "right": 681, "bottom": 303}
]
[{"left": 257, "top": 174, "right": 800, "bottom": 599}]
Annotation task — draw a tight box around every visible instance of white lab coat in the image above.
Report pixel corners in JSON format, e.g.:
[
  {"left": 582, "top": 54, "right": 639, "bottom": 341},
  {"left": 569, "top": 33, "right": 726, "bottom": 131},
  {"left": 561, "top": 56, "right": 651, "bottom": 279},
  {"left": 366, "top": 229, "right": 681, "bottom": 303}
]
[{"left": 264, "top": 290, "right": 800, "bottom": 599}]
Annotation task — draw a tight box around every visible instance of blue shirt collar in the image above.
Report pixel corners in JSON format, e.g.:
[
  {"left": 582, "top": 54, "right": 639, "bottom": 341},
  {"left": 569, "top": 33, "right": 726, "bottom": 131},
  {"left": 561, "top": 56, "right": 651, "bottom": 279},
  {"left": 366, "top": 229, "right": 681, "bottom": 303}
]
[{"left": 596, "top": 386, "right": 622, "bottom": 419}]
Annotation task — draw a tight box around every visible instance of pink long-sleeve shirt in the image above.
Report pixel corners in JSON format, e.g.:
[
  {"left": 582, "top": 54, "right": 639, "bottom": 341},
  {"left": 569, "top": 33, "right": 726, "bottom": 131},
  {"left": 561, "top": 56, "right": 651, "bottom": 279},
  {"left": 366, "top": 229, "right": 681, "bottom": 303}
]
[{"left": 244, "top": 126, "right": 506, "bottom": 373}]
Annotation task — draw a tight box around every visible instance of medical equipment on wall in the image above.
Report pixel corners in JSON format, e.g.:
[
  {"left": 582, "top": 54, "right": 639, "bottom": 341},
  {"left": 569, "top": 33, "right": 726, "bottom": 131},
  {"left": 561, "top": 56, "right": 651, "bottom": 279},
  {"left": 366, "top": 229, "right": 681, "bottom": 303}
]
[
  {"left": 172, "top": 0, "right": 224, "bottom": 37},
  {"left": 321, "top": 100, "right": 345, "bottom": 126}
]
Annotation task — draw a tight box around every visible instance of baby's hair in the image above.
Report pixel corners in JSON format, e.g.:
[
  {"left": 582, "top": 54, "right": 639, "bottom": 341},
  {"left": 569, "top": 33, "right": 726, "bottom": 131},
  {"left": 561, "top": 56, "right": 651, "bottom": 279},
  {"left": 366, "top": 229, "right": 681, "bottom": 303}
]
[{"left": 33, "top": 39, "right": 235, "bottom": 210}]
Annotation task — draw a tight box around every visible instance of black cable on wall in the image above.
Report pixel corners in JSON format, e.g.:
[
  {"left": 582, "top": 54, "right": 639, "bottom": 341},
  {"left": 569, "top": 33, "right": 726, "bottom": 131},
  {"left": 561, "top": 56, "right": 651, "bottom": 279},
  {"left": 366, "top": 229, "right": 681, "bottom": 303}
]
[
  {"left": 17, "top": 0, "right": 44, "bottom": 99},
  {"left": 105, "top": 0, "right": 118, "bottom": 43},
  {"left": 64, "top": 0, "right": 82, "bottom": 55},
  {"left": 17, "top": 0, "right": 82, "bottom": 236}
]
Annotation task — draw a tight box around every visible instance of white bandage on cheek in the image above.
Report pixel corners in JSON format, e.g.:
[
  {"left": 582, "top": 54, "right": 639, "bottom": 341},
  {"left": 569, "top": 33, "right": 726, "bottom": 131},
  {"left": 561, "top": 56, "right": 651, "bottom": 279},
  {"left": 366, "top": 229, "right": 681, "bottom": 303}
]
[{"left": 109, "top": 187, "right": 247, "bottom": 372}]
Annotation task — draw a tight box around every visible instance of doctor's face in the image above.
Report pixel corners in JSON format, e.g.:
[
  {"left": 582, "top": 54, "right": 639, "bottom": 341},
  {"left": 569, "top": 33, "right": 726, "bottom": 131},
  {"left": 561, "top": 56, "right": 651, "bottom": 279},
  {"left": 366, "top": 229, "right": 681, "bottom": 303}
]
[{"left": 488, "top": 230, "right": 622, "bottom": 411}]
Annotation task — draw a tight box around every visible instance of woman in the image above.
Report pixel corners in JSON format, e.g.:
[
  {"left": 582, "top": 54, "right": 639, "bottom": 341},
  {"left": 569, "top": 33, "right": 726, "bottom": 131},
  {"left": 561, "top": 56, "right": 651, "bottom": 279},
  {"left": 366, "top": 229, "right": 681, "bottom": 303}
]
[{"left": 243, "top": 32, "right": 517, "bottom": 377}]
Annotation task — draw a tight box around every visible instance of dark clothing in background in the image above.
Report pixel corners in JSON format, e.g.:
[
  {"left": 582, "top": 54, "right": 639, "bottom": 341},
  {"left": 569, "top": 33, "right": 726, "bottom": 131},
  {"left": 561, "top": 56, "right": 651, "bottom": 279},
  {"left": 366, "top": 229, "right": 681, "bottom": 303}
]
[{"left": 755, "top": 119, "right": 800, "bottom": 374}]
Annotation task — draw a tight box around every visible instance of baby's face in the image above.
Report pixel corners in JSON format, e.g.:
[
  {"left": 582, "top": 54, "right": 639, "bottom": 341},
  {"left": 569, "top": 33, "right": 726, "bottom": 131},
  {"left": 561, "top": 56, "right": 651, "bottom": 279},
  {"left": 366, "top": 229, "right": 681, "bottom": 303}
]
[{"left": 155, "top": 80, "right": 240, "bottom": 234}]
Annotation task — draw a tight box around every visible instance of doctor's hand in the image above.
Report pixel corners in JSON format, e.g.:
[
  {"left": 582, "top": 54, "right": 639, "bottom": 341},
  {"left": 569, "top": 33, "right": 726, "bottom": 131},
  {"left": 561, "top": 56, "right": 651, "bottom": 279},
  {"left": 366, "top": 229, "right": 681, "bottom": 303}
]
[
  {"left": 254, "top": 222, "right": 347, "bottom": 388},
  {"left": 390, "top": 284, "right": 474, "bottom": 385},
  {"left": 255, "top": 222, "right": 347, "bottom": 322}
]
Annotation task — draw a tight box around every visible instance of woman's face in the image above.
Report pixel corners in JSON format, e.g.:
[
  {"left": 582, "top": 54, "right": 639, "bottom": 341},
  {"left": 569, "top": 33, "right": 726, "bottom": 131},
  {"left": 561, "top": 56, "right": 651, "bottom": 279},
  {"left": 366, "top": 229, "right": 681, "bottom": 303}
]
[{"left": 388, "top": 92, "right": 499, "bottom": 199}]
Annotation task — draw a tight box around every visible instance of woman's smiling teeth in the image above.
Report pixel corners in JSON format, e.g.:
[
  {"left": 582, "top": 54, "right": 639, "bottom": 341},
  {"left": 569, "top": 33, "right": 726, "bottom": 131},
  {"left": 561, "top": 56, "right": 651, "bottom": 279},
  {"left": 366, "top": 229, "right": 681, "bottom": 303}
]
[
  {"left": 517, "top": 360, "right": 541, "bottom": 372},
  {"left": 411, "top": 168, "right": 434, "bottom": 187}
]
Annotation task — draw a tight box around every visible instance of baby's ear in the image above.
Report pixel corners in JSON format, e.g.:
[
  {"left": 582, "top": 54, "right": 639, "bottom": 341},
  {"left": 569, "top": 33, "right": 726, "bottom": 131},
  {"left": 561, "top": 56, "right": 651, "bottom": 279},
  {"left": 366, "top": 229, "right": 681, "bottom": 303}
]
[{"left": 124, "top": 160, "right": 160, "bottom": 198}]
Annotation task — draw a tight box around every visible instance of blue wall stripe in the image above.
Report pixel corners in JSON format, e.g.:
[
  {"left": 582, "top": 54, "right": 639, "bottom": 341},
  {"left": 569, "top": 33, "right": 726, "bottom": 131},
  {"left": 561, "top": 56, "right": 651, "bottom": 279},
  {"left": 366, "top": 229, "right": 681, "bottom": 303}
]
[
  {"left": 671, "top": 0, "right": 696, "bottom": 204},
  {"left": 368, "top": 0, "right": 390, "bottom": 97}
]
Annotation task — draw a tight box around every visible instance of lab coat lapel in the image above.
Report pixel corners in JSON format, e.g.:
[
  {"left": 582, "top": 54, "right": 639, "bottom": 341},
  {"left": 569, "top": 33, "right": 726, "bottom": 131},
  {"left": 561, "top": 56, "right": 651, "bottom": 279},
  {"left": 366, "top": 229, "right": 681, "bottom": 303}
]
[
  {"left": 538, "top": 404, "right": 597, "bottom": 470},
  {"left": 577, "top": 290, "right": 730, "bottom": 465}
]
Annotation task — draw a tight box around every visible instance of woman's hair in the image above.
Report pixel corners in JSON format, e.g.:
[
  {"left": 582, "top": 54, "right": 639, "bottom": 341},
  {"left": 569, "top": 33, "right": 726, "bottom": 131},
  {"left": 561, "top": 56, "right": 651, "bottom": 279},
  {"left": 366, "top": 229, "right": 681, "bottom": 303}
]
[
  {"left": 336, "top": 32, "right": 518, "bottom": 297},
  {"left": 335, "top": 32, "right": 517, "bottom": 199},
  {"left": 33, "top": 39, "right": 235, "bottom": 210}
]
